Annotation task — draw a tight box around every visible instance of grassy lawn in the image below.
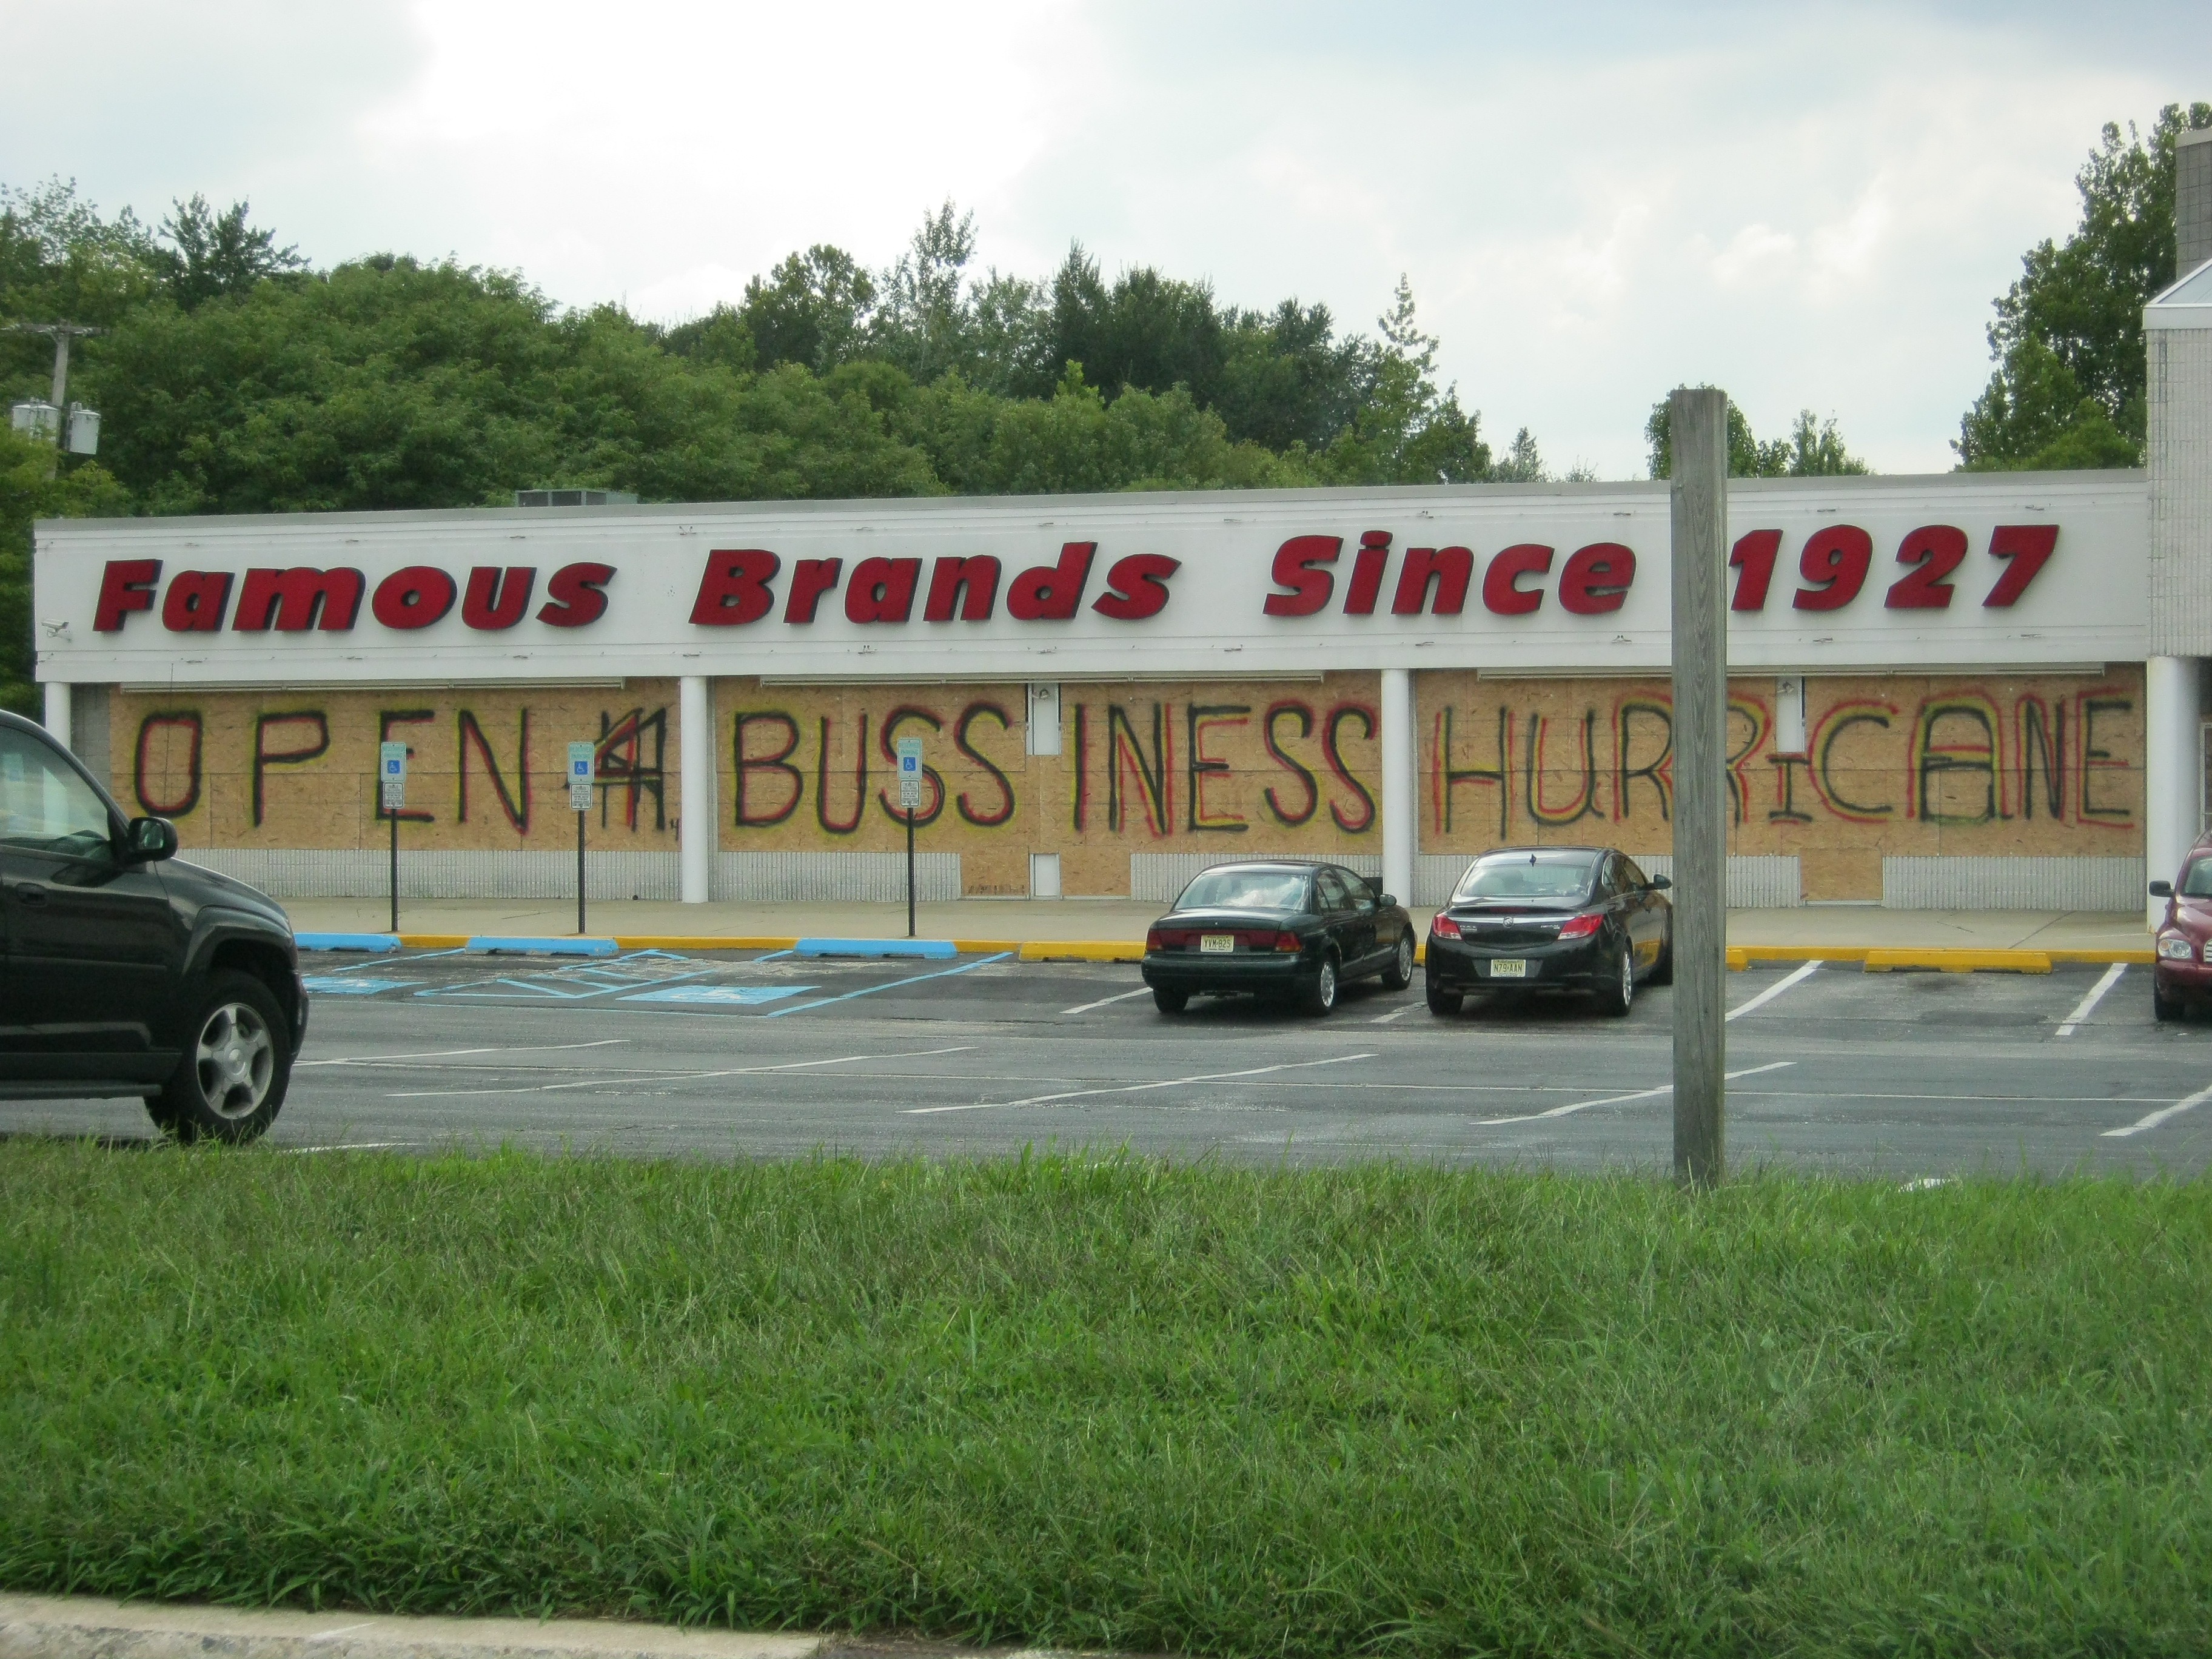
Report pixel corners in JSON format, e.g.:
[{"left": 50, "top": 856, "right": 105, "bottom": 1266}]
[{"left": 2, "top": 1139, "right": 2208, "bottom": 1658}]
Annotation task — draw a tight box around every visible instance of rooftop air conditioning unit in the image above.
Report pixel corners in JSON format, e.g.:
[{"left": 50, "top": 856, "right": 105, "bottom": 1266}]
[{"left": 515, "top": 488, "right": 638, "bottom": 507}]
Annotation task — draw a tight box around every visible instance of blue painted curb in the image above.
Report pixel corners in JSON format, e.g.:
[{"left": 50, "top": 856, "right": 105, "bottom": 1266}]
[
  {"left": 795, "top": 937, "right": 958, "bottom": 959},
  {"left": 465, "top": 936, "right": 622, "bottom": 957},
  {"left": 297, "top": 933, "right": 400, "bottom": 953}
]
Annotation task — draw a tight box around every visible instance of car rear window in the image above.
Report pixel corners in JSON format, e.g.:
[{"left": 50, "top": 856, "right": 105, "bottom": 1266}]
[
  {"left": 1454, "top": 854, "right": 1597, "bottom": 902},
  {"left": 1177, "top": 868, "right": 1312, "bottom": 912}
]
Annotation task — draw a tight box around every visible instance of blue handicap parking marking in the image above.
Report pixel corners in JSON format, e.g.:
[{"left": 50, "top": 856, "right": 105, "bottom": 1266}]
[
  {"left": 303, "top": 976, "right": 414, "bottom": 995},
  {"left": 620, "top": 984, "right": 819, "bottom": 1006}
]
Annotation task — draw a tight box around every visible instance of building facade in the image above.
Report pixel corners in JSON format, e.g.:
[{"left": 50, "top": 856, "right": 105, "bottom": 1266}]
[{"left": 31, "top": 469, "right": 2163, "bottom": 913}]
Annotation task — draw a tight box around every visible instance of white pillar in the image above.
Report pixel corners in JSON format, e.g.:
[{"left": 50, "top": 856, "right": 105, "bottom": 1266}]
[
  {"left": 41, "top": 681, "right": 70, "bottom": 752},
  {"left": 679, "top": 674, "right": 715, "bottom": 904},
  {"left": 1379, "top": 666, "right": 1415, "bottom": 908},
  {"left": 2145, "top": 655, "right": 2201, "bottom": 928}
]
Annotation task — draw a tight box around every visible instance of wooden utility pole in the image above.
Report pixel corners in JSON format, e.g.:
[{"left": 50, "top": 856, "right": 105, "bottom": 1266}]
[{"left": 1669, "top": 386, "right": 1728, "bottom": 1186}]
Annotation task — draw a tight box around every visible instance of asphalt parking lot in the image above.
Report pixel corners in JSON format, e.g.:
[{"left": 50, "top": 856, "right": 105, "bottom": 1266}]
[{"left": 5, "top": 941, "right": 2208, "bottom": 1177}]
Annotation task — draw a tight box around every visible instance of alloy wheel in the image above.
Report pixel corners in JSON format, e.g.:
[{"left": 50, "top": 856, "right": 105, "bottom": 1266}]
[{"left": 195, "top": 1002, "right": 276, "bottom": 1119}]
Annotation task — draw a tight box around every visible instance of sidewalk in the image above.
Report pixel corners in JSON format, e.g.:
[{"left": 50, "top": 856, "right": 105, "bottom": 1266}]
[
  {"left": 281, "top": 896, "right": 2151, "bottom": 953},
  {"left": 0, "top": 1594, "right": 1041, "bottom": 1659}
]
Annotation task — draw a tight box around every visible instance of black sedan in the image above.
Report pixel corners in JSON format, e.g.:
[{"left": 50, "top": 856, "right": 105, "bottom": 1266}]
[
  {"left": 1142, "top": 860, "right": 1417, "bottom": 1016},
  {"left": 1423, "top": 845, "right": 1672, "bottom": 1017}
]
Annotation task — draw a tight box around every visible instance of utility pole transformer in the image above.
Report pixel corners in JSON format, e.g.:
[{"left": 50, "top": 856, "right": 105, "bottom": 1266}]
[{"left": 1669, "top": 386, "right": 1729, "bottom": 1187}]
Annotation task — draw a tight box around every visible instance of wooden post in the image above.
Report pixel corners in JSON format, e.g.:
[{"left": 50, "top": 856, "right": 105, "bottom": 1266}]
[{"left": 1669, "top": 386, "right": 1728, "bottom": 1187}]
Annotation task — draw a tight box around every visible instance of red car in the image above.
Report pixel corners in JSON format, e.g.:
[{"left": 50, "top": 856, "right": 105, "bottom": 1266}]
[{"left": 2147, "top": 839, "right": 2212, "bottom": 1022}]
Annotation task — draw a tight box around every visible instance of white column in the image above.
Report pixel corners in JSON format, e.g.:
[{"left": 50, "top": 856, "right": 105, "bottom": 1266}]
[
  {"left": 2145, "top": 655, "right": 2201, "bottom": 928},
  {"left": 679, "top": 674, "right": 715, "bottom": 905},
  {"left": 41, "top": 681, "right": 70, "bottom": 752},
  {"left": 1379, "top": 666, "right": 1415, "bottom": 908}
]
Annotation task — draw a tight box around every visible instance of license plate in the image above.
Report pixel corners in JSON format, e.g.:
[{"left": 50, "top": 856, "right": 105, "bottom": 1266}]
[
  {"left": 1200, "top": 933, "right": 1235, "bottom": 954},
  {"left": 1489, "top": 959, "right": 1527, "bottom": 979}
]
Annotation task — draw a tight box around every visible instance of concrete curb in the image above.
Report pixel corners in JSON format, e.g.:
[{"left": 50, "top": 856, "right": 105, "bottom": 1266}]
[
  {"left": 467, "top": 937, "right": 622, "bottom": 957},
  {"left": 298, "top": 934, "right": 2154, "bottom": 972},
  {"left": 0, "top": 1596, "right": 1107, "bottom": 1659},
  {"left": 0, "top": 1595, "right": 816, "bottom": 1659}
]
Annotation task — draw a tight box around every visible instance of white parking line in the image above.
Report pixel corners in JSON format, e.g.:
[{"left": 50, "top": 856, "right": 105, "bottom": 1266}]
[
  {"left": 2056, "top": 962, "right": 2127, "bottom": 1037},
  {"left": 1726, "top": 961, "right": 1820, "bottom": 1022},
  {"left": 384, "top": 1045, "right": 978, "bottom": 1099},
  {"left": 299, "top": 1039, "right": 629, "bottom": 1067},
  {"left": 1368, "top": 1004, "right": 1421, "bottom": 1024},
  {"left": 2102, "top": 1082, "right": 2212, "bottom": 1139},
  {"left": 1061, "top": 987, "right": 1155, "bottom": 1016},
  {"left": 907, "top": 1051, "right": 1376, "bottom": 1114},
  {"left": 1466, "top": 1061, "right": 1795, "bottom": 1127}
]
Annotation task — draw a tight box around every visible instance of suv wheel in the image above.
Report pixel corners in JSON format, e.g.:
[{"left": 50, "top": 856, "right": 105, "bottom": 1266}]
[{"left": 152, "top": 970, "right": 292, "bottom": 1144}]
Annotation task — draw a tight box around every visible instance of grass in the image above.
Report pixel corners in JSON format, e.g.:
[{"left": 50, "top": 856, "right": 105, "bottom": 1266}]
[{"left": 1, "top": 1141, "right": 2208, "bottom": 1658}]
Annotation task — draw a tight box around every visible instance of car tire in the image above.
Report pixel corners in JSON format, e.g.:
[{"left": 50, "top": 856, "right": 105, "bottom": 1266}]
[
  {"left": 1595, "top": 942, "right": 1635, "bottom": 1017},
  {"left": 1649, "top": 927, "right": 1674, "bottom": 986},
  {"left": 1426, "top": 981, "right": 1461, "bottom": 1017},
  {"left": 1381, "top": 930, "right": 1415, "bottom": 991},
  {"left": 151, "top": 970, "right": 292, "bottom": 1144},
  {"left": 2154, "top": 981, "right": 2182, "bottom": 1024},
  {"left": 1300, "top": 954, "right": 1339, "bottom": 1017},
  {"left": 1152, "top": 986, "right": 1189, "bottom": 1014}
]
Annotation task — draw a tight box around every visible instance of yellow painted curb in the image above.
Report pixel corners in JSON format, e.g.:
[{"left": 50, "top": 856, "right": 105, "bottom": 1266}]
[
  {"left": 1862, "top": 948, "right": 2053, "bottom": 974},
  {"left": 395, "top": 934, "right": 470, "bottom": 948},
  {"left": 950, "top": 940, "right": 1024, "bottom": 954},
  {"left": 1733, "top": 944, "right": 1879, "bottom": 963},
  {"left": 1018, "top": 940, "right": 1146, "bottom": 962},
  {"left": 612, "top": 936, "right": 799, "bottom": 951},
  {"left": 1726, "top": 947, "right": 1749, "bottom": 971}
]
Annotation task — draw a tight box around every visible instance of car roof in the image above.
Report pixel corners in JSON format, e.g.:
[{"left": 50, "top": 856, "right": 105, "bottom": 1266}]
[{"left": 1471, "top": 845, "right": 1608, "bottom": 860}]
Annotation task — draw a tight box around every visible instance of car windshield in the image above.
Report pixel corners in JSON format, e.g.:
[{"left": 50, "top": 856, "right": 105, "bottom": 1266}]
[
  {"left": 1454, "top": 854, "right": 1597, "bottom": 903},
  {"left": 2182, "top": 858, "right": 2212, "bottom": 898},
  {"left": 1176, "top": 868, "right": 1311, "bottom": 912}
]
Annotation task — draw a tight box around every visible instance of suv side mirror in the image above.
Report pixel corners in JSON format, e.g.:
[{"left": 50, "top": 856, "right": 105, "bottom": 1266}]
[
  {"left": 2150, "top": 879, "right": 2174, "bottom": 899},
  {"left": 125, "top": 816, "right": 178, "bottom": 863},
  {"left": 1649, "top": 874, "right": 1673, "bottom": 891}
]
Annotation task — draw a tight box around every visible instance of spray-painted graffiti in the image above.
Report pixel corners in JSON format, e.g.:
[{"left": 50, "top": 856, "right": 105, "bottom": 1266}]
[
  {"left": 1421, "top": 672, "right": 2140, "bottom": 852},
  {"left": 119, "top": 684, "right": 682, "bottom": 850}
]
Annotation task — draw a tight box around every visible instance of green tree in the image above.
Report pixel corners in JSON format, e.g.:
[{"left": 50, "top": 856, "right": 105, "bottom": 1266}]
[
  {"left": 1646, "top": 395, "right": 1869, "bottom": 480},
  {"left": 153, "top": 194, "right": 305, "bottom": 310},
  {"left": 1, "top": 179, "right": 162, "bottom": 408},
  {"left": 1957, "top": 101, "right": 2212, "bottom": 470},
  {"left": 726, "top": 245, "right": 876, "bottom": 377},
  {"left": 1319, "top": 277, "right": 1491, "bottom": 485}
]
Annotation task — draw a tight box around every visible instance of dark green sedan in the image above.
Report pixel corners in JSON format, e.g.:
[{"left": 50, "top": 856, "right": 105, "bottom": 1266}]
[{"left": 1141, "top": 860, "right": 1418, "bottom": 1016}]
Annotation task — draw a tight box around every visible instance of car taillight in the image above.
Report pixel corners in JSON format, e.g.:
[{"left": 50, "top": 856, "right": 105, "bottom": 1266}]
[
  {"left": 1432, "top": 913, "right": 1460, "bottom": 939},
  {"left": 1275, "top": 931, "right": 1302, "bottom": 952},
  {"left": 1558, "top": 911, "right": 1604, "bottom": 940},
  {"left": 1146, "top": 928, "right": 1166, "bottom": 951}
]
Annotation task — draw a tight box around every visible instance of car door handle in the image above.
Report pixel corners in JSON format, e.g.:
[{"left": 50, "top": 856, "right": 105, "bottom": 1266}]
[{"left": 12, "top": 883, "right": 46, "bottom": 905}]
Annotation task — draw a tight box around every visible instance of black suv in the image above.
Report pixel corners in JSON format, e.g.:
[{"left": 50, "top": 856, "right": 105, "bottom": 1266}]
[{"left": 0, "top": 708, "right": 307, "bottom": 1142}]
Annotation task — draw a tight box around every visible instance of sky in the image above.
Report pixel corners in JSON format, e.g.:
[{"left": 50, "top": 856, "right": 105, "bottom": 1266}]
[{"left": 1, "top": 0, "right": 2199, "bottom": 479}]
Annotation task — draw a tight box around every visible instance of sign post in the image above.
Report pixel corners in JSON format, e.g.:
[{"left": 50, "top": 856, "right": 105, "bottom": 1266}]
[
  {"left": 568, "top": 742, "right": 595, "bottom": 936},
  {"left": 1669, "top": 387, "right": 1729, "bottom": 1187},
  {"left": 379, "top": 741, "right": 407, "bottom": 934},
  {"left": 896, "top": 736, "right": 923, "bottom": 939}
]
